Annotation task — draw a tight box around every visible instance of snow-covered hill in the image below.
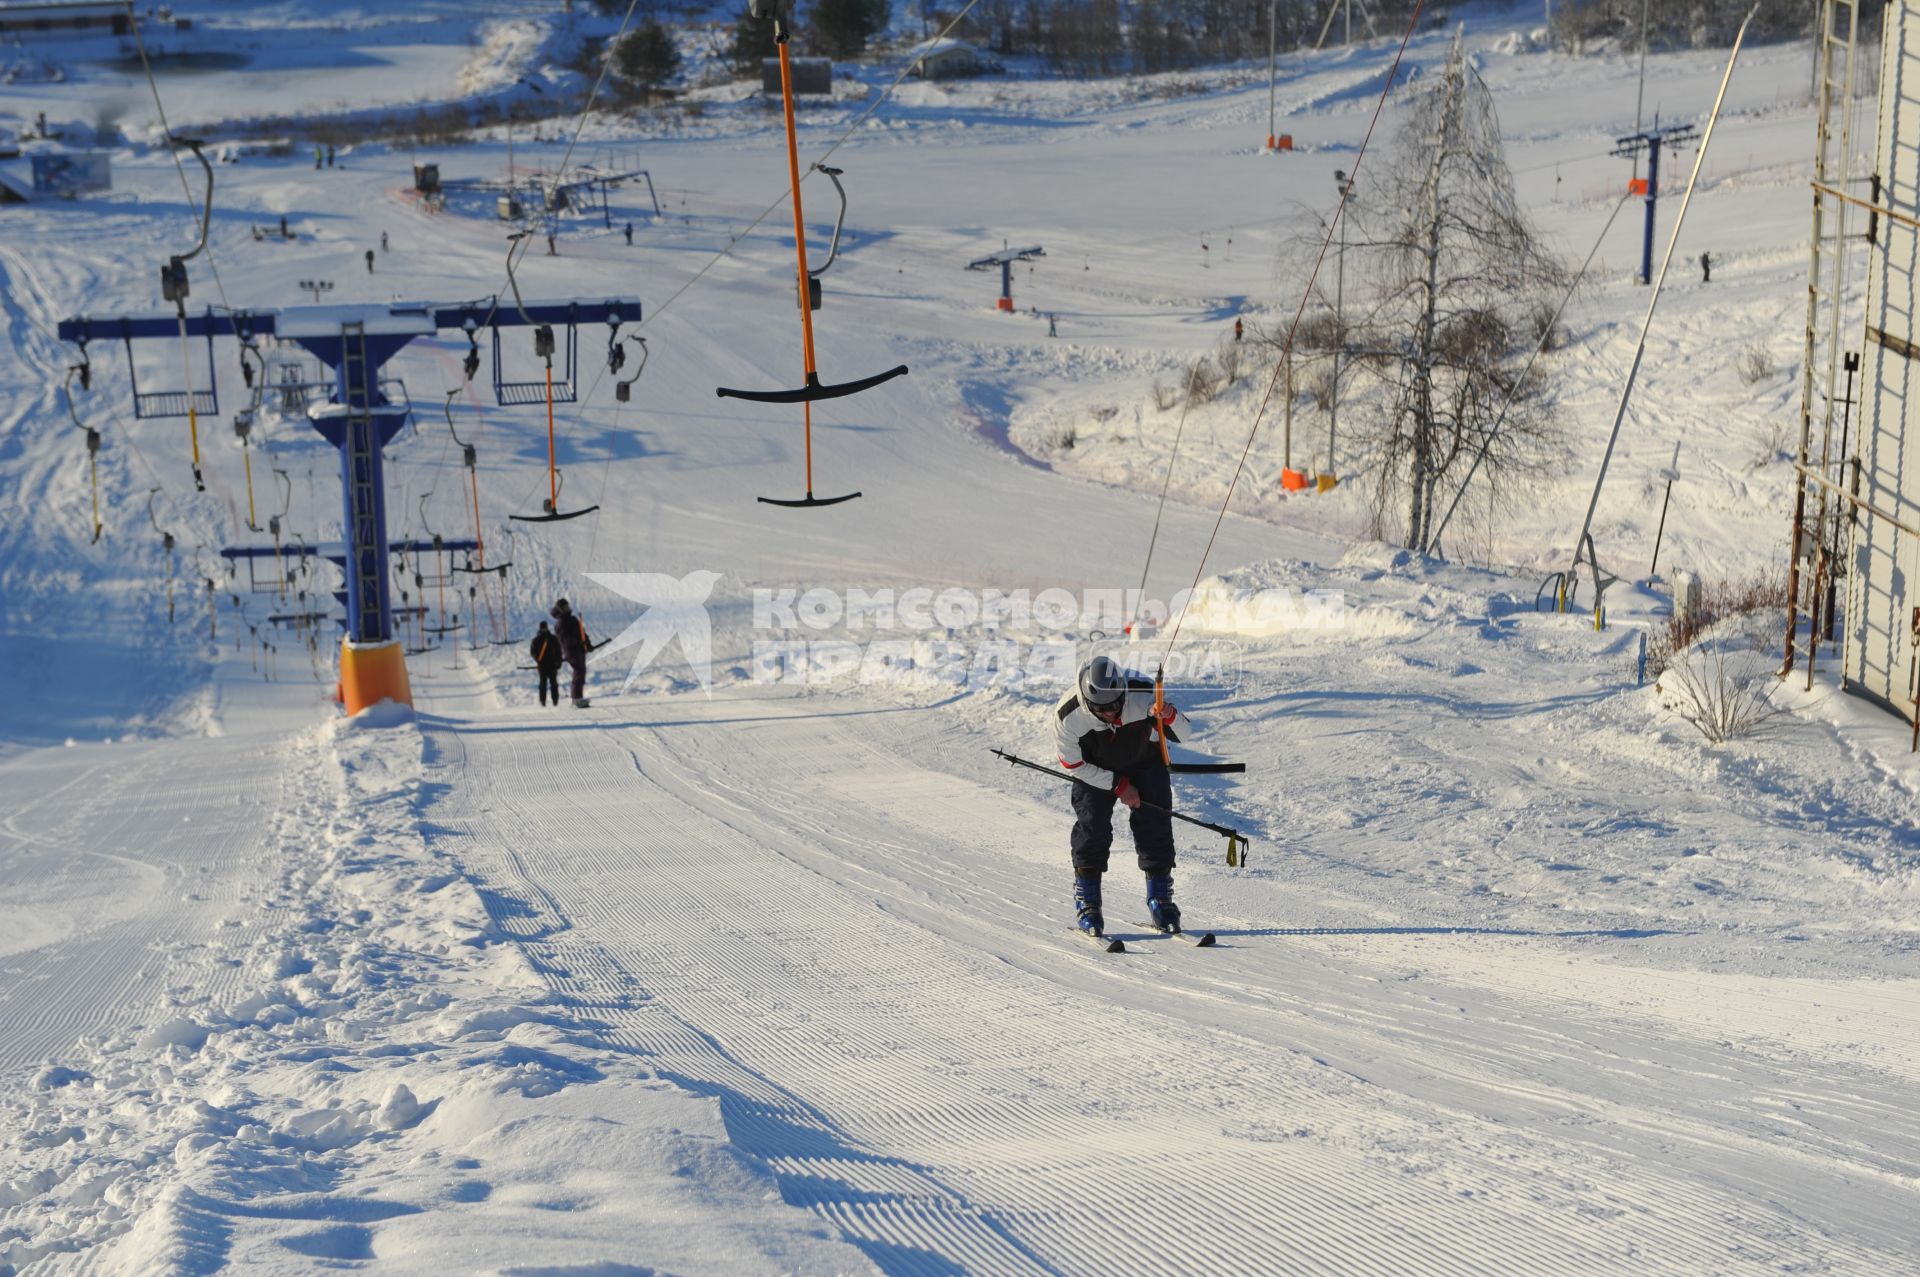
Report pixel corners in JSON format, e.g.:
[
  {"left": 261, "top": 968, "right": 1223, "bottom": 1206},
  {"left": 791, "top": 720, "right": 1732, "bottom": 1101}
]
[{"left": 2, "top": 4, "right": 1916, "bottom": 1273}]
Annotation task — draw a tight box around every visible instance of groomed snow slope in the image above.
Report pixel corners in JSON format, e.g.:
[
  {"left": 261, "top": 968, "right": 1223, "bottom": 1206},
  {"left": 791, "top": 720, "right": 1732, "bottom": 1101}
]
[{"left": 3, "top": 6, "right": 1919, "bottom": 1273}]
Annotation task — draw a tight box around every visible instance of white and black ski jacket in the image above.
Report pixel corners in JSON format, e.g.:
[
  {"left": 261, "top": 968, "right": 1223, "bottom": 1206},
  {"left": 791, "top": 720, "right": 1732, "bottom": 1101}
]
[{"left": 1052, "top": 680, "right": 1195, "bottom": 791}]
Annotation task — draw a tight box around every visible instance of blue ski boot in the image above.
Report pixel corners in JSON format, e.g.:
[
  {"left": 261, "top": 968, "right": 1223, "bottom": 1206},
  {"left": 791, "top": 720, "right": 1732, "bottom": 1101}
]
[
  {"left": 1145, "top": 874, "right": 1182, "bottom": 934},
  {"left": 1074, "top": 876, "right": 1105, "bottom": 937}
]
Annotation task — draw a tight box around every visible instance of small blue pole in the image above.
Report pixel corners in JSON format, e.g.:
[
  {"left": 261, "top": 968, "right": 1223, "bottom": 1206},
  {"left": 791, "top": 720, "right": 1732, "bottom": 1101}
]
[{"left": 1640, "top": 135, "right": 1660, "bottom": 286}]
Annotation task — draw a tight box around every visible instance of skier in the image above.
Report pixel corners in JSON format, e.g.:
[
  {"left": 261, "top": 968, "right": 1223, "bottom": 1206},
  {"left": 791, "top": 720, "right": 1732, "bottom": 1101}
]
[
  {"left": 1047, "top": 313, "right": 1057, "bottom": 338},
  {"left": 623, "top": 221, "right": 634, "bottom": 246},
  {"left": 326, "top": 145, "right": 335, "bottom": 168},
  {"left": 1234, "top": 316, "right": 1244, "bottom": 342},
  {"left": 529, "top": 620, "right": 563, "bottom": 707},
  {"left": 546, "top": 232, "right": 557, "bottom": 256},
  {"left": 365, "top": 249, "right": 375, "bottom": 275},
  {"left": 551, "top": 597, "right": 591, "bottom": 708},
  {"left": 1053, "top": 654, "right": 1195, "bottom": 938},
  {"left": 380, "top": 231, "right": 389, "bottom": 253},
  {"left": 1700, "top": 251, "right": 1712, "bottom": 284}
]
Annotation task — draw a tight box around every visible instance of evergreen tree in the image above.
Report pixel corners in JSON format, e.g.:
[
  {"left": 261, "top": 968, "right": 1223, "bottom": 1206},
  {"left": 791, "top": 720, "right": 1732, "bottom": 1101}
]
[
  {"left": 614, "top": 21, "right": 682, "bottom": 92},
  {"left": 806, "top": 0, "right": 890, "bottom": 58},
  {"left": 730, "top": 7, "right": 780, "bottom": 76}
]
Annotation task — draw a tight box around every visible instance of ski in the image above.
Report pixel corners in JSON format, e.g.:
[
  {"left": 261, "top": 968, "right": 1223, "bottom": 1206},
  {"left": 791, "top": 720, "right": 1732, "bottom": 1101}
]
[
  {"left": 1130, "top": 921, "right": 1216, "bottom": 947},
  {"left": 1075, "top": 929, "right": 1125, "bottom": 953}
]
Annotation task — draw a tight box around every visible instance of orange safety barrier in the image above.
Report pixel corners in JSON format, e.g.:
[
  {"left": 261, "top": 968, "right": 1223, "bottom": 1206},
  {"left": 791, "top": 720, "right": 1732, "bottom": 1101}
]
[{"left": 1281, "top": 467, "right": 1310, "bottom": 491}]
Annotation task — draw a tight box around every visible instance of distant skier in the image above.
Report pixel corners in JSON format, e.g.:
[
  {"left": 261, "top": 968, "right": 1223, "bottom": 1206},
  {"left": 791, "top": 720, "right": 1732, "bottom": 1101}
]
[
  {"left": 1700, "top": 251, "right": 1712, "bottom": 284},
  {"left": 380, "top": 231, "right": 389, "bottom": 253},
  {"left": 1234, "top": 316, "right": 1244, "bottom": 342},
  {"left": 552, "top": 598, "right": 591, "bottom": 708},
  {"left": 623, "top": 221, "right": 634, "bottom": 246},
  {"left": 1048, "top": 313, "right": 1057, "bottom": 338},
  {"left": 365, "top": 249, "right": 375, "bottom": 274},
  {"left": 326, "top": 144, "right": 335, "bottom": 168},
  {"left": 314, "top": 146, "right": 323, "bottom": 170},
  {"left": 1053, "top": 654, "right": 1196, "bottom": 938},
  {"left": 279, "top": 215, "right": 289, "bottom": 238},
  {"left": 530, "top": 620, "right": 563, "bottom": 707},
  {"left": 546, "top": 233, "right": 557, "bottom": 256}
]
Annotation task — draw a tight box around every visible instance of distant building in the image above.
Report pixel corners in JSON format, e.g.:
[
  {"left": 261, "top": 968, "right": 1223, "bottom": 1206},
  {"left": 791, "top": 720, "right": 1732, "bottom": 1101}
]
[
  {"left": 29, "top": 148, "right": 109, "bottom": 196},
  {"left": 906, "top": 38, "right": 985, "bottom": 80},
  {"left": 761, "top": 57, "right": 831, "bottom": 96},
  {"left": 0, "top": 2, "right": 130, "bottom": 40}
]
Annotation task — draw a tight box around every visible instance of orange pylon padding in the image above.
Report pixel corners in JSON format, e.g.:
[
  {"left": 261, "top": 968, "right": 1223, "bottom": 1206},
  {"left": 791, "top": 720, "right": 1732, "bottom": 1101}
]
[{"left": 339, "top": 638, "right": 412, "bottom": 714}]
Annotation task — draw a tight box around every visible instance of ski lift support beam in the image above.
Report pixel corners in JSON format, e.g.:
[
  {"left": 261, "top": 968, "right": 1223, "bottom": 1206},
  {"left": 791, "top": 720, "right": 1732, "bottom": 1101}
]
[
  {"left": 222, "top": 536, "right": 480, "bottom": 629},
  {"left": 66, "top": 297, "right": 636, "bottom": 711}
]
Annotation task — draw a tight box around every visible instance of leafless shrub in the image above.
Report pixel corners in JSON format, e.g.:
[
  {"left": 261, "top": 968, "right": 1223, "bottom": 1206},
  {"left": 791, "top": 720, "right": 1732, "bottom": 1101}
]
[
  {"left": 1527, "top": 302, "right": 1564, "bottom": 352},
  {"left": 1658, "top": 642, "right": 1783, "bottom": 743},
  {"left": 1184, "top": 355, "right": 1221, "bottom": 405},
  {"left": 1047, "top": 423, "right": 1078, "bottom": 452},
  {"left": 1645, "top": 568, "right": 1787, "bottom": 676},
  {"left": 1749, "top": 415, "right": 1791, "bottom": 471},
  {"left": 1154, "top": 77, "right": 1207, "bottom": 100},
  {"left": 1304, "top": 365, "right": 1336, "bottom": 412},
  {"left": 1738, "top": 342, "right": 1775, "bottom": 385},
  {"left": 1151, "top": 380, "right": 1178, "bottom": 411},
  {"left": 1216, "top": 335, "right": 1245, "bottom": 386}
]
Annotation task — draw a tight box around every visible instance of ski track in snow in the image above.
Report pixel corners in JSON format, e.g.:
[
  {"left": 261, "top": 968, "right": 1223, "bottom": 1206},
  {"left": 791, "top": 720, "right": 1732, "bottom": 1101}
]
[{"left": 411, "top": 665, "right": 1918, "bottom": 1276}]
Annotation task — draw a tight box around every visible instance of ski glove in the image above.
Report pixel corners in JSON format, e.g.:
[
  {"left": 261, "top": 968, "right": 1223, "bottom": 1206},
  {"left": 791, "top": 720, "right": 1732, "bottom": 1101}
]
[
  {"left": 1115, "top": 777, "right": 1142, "bottom": 810},
  {"left": 1154, "top": 702, "right": 1178, "bottom": 728}
]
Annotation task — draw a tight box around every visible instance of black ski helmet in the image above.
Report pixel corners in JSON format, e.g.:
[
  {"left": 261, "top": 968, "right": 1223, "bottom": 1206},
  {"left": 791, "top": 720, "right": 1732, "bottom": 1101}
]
[{"left": 1078, "top": 655, "right": 1127, "bottom": 714}]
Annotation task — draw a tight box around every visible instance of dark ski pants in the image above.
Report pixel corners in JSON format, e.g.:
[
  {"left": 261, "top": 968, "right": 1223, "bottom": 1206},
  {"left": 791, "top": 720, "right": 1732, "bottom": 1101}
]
[
  {"left": 567, "top": 654, "right": 587, "bottom": 701},
  {"left": 1070, "top": 759, "right": 1175, "bottom": 877},
  {"left": 538, "top": 667, "right": 560, "bottom": 705}
]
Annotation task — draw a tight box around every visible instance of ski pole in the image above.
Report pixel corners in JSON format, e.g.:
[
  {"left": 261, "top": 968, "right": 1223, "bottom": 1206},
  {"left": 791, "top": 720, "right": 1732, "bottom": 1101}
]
[{"left": 989, "top": 749, "right": 1250, "bottom": 866}]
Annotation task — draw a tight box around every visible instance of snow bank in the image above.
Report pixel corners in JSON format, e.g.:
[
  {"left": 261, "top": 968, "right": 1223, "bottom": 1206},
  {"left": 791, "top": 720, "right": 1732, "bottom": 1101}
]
[{"left": 0, "top": 714, "right": 863, "bottom": 1274}]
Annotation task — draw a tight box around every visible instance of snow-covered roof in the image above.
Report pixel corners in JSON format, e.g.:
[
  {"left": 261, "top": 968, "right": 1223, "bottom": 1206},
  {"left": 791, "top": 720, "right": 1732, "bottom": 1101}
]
[{"left": 906, "top": 37, "right": 980, "bottom": 62}]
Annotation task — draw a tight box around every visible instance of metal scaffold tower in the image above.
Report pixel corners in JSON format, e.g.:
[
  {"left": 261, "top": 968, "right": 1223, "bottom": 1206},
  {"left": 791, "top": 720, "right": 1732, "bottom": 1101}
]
[
  {"left": 60, "top": 296, "right": 640, "bottom": 713},
  {"left": 1823, "top": 0, "right": 1920, "bottom": 742},
  {"left": 1784, "top": 0, "right": 1868, "bottom": 685}
]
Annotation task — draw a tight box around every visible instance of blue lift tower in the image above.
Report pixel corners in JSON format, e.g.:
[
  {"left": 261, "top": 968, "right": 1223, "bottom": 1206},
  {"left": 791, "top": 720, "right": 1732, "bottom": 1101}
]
[
  {"left": 1612, "top": 120, "right": 1697, "bottom": 286},
  {"left": 58, "top": 296, "right": 641, "bottom": 712}
]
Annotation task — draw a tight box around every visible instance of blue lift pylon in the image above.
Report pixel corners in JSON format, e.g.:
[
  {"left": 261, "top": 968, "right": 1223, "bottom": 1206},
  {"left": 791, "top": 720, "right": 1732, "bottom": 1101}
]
[
  {"left": 1612, "top": 121, "right": 1696, "bottom": 286},
  {"left": 967, "top": 244, "right": 1045, "bottom": 312},
  {"left": 60, "top": 296, "right": 640, "bottom": 713}
]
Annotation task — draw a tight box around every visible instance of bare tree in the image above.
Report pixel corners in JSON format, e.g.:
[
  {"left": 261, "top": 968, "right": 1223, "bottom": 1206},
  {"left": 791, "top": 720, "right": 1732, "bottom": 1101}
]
[{"left": 1326, "top": 33, "right": 1569, "bottom": 552}]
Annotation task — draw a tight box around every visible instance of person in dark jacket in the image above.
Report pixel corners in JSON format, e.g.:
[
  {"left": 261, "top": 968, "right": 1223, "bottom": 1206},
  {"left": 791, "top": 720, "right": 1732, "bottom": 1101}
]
[
  {"left": 551, "top": 598, "right": 591, "bottom": 707},
  {"left": 1052, "top": 655, "right": 1198, "bottom": 938},
  {"left": 530, "top": 620, "right": 563, "bottom": 706}
]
